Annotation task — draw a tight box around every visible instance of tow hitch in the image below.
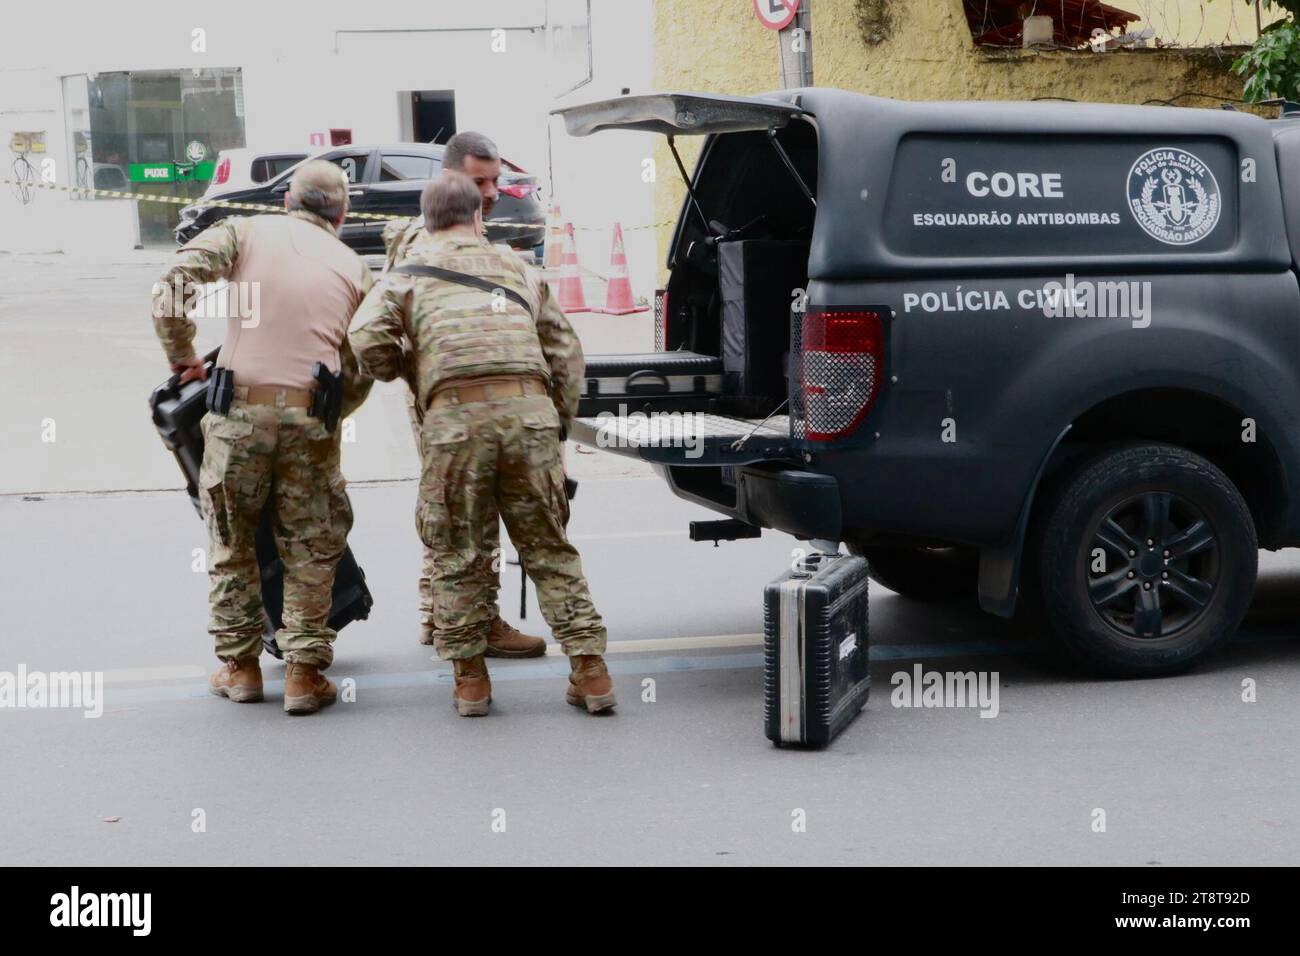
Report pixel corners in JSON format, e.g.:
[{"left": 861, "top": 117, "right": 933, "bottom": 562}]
[{"left": 690, "top": 518, "right": 762, "bottom": 545}]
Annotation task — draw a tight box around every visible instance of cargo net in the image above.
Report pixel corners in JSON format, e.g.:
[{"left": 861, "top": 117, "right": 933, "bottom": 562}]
[
  {"left": 789, "top": 308, "right": 877, "bottom": 441},
  {"left": 790, "top": 307, "right": 807, "bottom": 440},
  {"left": 653, "top": 289, "right": 666, "bottom": 352}
]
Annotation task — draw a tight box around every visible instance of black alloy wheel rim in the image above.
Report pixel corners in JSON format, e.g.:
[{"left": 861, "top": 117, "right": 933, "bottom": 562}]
[{"left": 1086, "top": 491, "right": 1220, "bottom": 640}]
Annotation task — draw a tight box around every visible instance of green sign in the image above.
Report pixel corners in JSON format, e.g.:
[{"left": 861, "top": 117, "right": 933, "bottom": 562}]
[
  {"left": 130, "top": 163, "right": 175, "bottom": 183},
  {"left": 128, "top": 161, "right": 215, "bottom": 184}
]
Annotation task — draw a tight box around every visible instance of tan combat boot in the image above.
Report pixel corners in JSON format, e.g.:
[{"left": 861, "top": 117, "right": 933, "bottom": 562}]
[
  {"left": 452, "top": 655, "right": 492, "bottom": 716},
  {"left": 209, "top": 657, "right": 264, "bottom": 703},
  {"left": 283, "top": 663, "right": 337, "bottom": 715},
  {"left": 486, "top": 617, "right": 547, "bottom": 659},
  {"left": 566, "top": 655, "right": 617, "bottom": 714}
]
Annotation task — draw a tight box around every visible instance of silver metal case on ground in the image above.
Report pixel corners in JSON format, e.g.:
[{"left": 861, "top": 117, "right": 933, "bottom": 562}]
[{"left": 764, "top": 552, "right": 870, "bottom": 747}]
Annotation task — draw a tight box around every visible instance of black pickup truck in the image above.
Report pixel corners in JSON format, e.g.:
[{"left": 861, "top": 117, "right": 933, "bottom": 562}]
[{"left": 555, "top": 89, "right": 1300, "bottom": 677}]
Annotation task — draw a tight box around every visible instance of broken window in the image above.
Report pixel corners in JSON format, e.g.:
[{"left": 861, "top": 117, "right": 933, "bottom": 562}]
[{"left": 964, "top": 0, "right": 1140, "bottom": 48}]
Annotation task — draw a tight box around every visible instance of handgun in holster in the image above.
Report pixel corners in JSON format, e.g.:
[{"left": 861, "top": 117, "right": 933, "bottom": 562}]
[
  {"left": 206, "top": 367, "right": 235, "bottom": 415},
  {"left": 559, "top": 419, "right": 577, "bottom": 501},
  {"left": 310, "top": 362, "right": 344, "bottom": 433}
]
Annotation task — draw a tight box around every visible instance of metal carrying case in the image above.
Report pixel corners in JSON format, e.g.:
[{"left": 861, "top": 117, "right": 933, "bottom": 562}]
[
  {"left": 763, "top": 552, "right": 870, "bottom": 747},
  {"left": 578, "top": 350, "right": 723, "bottom": 412}
]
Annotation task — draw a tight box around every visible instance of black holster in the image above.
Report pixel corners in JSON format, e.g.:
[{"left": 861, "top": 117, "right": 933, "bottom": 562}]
[
  {"left": 310, "top": 362, "right": 343, "bottom": 433},
  {"left": 206, "top": 367, "right": 235, "bottom": 415}
]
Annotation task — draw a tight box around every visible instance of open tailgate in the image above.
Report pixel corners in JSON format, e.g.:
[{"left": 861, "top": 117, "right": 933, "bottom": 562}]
[
  {"left": 569, "top": 411, "right": 794, "bottom": 466},
  {"left": 552, "top": 92, "right": 807, "bottom": 137}
]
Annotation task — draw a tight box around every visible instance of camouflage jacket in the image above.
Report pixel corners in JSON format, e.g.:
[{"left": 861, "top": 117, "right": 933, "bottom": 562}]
[
  {"left": 381, "top": 218, "right": 424, "bottom": 274},
  {"left": 151, "top": 210, "right": 376, "bottom": 417},
  {"left": 350, "top": 231, "right": 584, "bottom": 424}
]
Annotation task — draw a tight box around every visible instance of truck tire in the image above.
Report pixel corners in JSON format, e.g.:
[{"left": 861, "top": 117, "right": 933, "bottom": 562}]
[
  {"left": 1031, "top": 444, "right": 1256, "bottom": 676},
  {"left": 854, "top": 545, "right": 979, "bottom": 602}
]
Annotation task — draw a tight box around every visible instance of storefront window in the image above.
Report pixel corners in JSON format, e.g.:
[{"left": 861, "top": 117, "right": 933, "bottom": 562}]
[{"left": 62, "top": 68, "right": 246, "bottom": 245}]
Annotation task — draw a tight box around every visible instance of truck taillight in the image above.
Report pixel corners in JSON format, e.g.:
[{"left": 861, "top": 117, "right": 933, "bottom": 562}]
[
  {"left": 499, "top": 183, "right": 535, "bottom": 199},
  {"left": 800, "top": 310, "right": 883, "bottom": 441},
  {"left": 214, "top": 156, "right": 230, "bottom": 185}
]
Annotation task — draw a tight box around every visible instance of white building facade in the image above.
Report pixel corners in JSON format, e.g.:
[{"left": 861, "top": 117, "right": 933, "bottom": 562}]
[{"left": 0, "top": 0, "right": 655, "bottom": 270}]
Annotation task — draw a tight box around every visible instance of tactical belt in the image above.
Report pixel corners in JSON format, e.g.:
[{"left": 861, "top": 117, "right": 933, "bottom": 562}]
[
  {"left": 429, "top": 375, "right": 547, "bottom": 410},
  {"left": 234, "top": 385, "right": 314, "bottom": 408},
  {"left": 390, "top": 263, "right": 533, "bottom": 316}
]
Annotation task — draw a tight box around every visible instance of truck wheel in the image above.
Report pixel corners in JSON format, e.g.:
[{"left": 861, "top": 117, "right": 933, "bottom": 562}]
[
  {"left": 854, "top": 545, "right": 979, "bottom": 602},
  {"left": 1033, "top": 444, "right": 1256, "bottom": 676}
]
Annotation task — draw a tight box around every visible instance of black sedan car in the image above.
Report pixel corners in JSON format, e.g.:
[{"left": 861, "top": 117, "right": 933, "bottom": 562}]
[{"left": 174, "top": 143, "right": 546, "bottom": 255}]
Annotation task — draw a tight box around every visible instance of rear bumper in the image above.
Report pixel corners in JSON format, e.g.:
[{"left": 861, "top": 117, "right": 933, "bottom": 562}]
[
  {"left": 487, "top": 222, "right": 545, "bottom": 249},
  {"left": 738, "top": 467, "right": 842, "bottom": 540},
  {"left": 659, "top": 464, "right": 842, "bottom": 542}
]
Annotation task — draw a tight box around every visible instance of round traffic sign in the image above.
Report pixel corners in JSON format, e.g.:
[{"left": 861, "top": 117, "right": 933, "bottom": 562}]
[{"left": 753, "top": 0, "right": 800, "bottom": 31}]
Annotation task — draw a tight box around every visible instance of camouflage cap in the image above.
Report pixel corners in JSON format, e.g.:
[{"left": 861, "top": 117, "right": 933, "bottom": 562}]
[{"left": 288, "top": 159, "right": 348, "bottom": 221}]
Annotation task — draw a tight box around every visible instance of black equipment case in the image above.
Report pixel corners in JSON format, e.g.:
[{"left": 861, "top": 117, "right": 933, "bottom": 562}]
[
  {"left": 148, "top": 353, "right": 373, "bottom": 658},
  {"left": 764, "top": 552, "right": 870, "bottom": 747},
  {"left": 579, "top": 351, "right": 723, "bottom": 414}
]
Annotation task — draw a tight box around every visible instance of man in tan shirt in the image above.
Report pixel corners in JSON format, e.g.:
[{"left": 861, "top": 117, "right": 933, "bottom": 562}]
[{"left": 152, "top": 160, "right": 373, "bottom": 715}]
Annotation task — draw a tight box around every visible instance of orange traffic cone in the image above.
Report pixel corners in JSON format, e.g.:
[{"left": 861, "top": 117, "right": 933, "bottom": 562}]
[
  {"left": 543, "top": 203, "right": 565, "bottom": 270},
  {"left": 555, "top": 222, "right": 589, "bottom": 314},
  {"left": 594, "top": 223, "right": 648, "bottom": 315}
]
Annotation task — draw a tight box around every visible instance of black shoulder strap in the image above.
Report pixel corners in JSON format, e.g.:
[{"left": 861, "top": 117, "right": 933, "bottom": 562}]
[{"left": 390, "top": 263, "right": 533, "bottom": 317}]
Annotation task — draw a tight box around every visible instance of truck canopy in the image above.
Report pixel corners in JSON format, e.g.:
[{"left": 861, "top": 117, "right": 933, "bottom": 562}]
[
  {"left": 795, "top": 88, "right": 1289, "bottom": 278},
  {"left": 558, "top": 87, "right": 1293, "bottom": 278}
]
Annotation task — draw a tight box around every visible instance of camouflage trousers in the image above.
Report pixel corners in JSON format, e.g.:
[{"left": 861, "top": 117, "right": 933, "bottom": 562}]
[
  {"left": 407, "top": 390, "right": 501, "bottom": 633},
  {"left": 199, "top": 402, "right": 352, "bottom": 668},
  {"left": 417, "top": 393, "right": 606, "bottom": 659}
]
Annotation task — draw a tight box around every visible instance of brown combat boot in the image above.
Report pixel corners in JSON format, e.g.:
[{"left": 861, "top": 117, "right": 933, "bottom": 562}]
[
  {"left": 566, "top": 655, "right": 617, "bottom": 714},
  {"left": 486, "top": 617, "right": 547, "bottom": 659},
  {"left": 452, "top": 655, "right": 492, "bottom": 716},
  {"left": 209, "top": 657, "right": 263, "bottom": 703},
  {"left": 283, "top": 663, "right": 337, "bottom": 715}
]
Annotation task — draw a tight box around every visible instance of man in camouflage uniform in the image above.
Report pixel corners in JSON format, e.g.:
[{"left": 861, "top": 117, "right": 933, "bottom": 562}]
[
  {"left": 152, "top": 160, "right": 374, "bottom": 715},
  {"left": 383, "top": 131, "right": 545, "bottom": 658},
  {"left": 350, "top": 172, "right": 615, "bottom": 717}
]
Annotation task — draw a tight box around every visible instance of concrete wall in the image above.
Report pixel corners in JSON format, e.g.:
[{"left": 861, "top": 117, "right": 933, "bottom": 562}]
[{"left": 650, "top": 0, "right": 1265, "bottom": 277}]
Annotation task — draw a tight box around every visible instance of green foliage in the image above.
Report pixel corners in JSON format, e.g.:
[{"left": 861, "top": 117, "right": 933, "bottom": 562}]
[{"left": 1231, "top": 2, "right": 1300, "bottom": 101}]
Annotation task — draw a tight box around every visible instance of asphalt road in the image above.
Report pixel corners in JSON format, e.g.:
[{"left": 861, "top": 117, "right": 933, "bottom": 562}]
[
  {"left": 2, "top": 252, "right": 1298, "bottom": 866},
  {"left": 2, "top": 477, "right": 1299, "bottom": 866}
]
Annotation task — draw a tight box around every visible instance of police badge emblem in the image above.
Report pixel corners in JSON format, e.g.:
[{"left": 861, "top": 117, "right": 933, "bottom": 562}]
[{"left": 1127, "top": 148, "right": 1221, "bottom": 246}]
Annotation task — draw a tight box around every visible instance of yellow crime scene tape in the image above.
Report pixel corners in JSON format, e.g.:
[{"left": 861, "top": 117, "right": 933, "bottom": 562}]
[{"left": 0, "top": 177, "right": 674, "bottom": 231}]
